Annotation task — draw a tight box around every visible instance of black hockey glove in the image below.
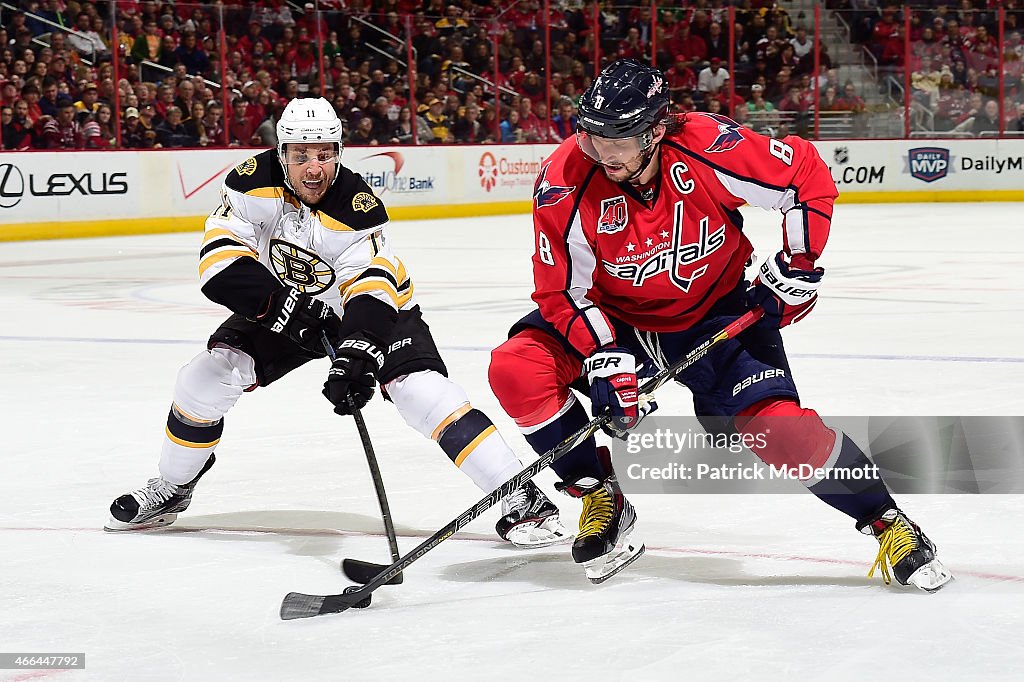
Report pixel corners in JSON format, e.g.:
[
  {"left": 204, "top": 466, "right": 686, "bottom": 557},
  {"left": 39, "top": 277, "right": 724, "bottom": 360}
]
[
  {"left": 322, "top": 334, "right": 386, "bottom": 415},
  {"left": 255, "top": 285, "right": 339, "bottom": 352}
]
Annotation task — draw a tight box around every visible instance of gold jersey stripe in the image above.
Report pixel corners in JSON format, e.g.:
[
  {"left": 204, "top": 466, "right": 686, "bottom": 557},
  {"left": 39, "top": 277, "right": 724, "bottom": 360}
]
[
  {"left": 165, "top": 426, "right": 221, "bottom": 449},
  {"left": 199, "top": 249, "right": 257, "bottom": 277},
  {"left": 245, "top": 186, "right": 284, "bottom": 199},
  {"left": 343, "top": 280, "right": 399, "bottom": 307},
  {"left": 318, "top": 212, "right": 355, "bottom": 232},
  {"left": 430, "top": 403, "right": 474, "bottom": 441},
  {"left": 202, "top": 227, "right": 243, "bottom": 244},
  {"left": 454, "top": 425, "right": 497, "bottom": 468},
  {"left": 336, "top": 271, "right": 360, "bottom": 297}
]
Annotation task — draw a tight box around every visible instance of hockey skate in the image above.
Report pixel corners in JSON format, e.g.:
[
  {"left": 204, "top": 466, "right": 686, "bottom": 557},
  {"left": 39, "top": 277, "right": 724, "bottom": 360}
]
[
  {"left": 858, "top": 507, "right": 953, "bottom": 592},
  {"left": 556, "top": 447, "right": 644, "bottom": 583},
  {"left": 496, "top": 480, "right": 573, "bottom": 548},
  {"left": 105, "top": 455, "right": 216, "bottom": 531}
]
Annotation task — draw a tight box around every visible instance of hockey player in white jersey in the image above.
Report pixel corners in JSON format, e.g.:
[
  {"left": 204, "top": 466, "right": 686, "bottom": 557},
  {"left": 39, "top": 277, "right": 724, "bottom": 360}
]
[{"left": 106, "top": 97, "right": 569, "bottom": 548}]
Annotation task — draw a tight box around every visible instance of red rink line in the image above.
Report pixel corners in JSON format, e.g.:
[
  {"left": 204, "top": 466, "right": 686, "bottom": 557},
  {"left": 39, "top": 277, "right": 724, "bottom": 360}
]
[{"left": 5, "top": 525, "right": 1023, "bottom": 585}]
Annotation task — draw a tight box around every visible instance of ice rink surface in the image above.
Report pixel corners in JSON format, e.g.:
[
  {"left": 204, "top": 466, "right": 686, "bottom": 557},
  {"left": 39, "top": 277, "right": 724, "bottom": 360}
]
[{"left": 1, "top": 203, "right": 1023, "bottom": 681}]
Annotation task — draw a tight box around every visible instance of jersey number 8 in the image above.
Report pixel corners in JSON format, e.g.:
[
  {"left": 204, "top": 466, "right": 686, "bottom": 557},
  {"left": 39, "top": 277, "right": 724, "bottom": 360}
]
[
  {"left": 538, "top": 231, "right": 555, "bottom": 266},
  {"left": 769, "top": 139, "right": 794, "bottom": 166}
]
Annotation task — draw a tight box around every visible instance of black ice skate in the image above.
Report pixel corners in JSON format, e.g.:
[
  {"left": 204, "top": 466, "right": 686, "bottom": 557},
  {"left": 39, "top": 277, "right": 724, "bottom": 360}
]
[
  {"left": 858, "top": 507, "right": 953, "bottom": 592},
  {"left": 105, "top": 454, "right": 216, "bottom": 531},
  {"left": 556, "top": 447, "right": 644, "bottom": 583},
  {"left": 496, "top": 480, "right": 573, "bottom": 548}
]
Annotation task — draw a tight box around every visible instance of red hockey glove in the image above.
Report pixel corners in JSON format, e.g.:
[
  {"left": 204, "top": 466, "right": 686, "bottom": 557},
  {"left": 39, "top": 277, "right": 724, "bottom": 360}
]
[
  {"left": 748, "top": 252, "right": 824, "bottom": 328},
  {"left": 584, "top": 346, "right": 640, "bottom": 435}
]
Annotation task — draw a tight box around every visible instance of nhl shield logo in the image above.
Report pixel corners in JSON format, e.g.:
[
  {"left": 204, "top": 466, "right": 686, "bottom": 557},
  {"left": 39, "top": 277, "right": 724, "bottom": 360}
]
[
  {"left": 833, "top": 146, "right": 849, "bottom": 165},
  {"left": 597, "top": 196, "right": 628, "bottom": 234},
  {"left": 908, "top": 147, "right": 950, "bottom": 183}
]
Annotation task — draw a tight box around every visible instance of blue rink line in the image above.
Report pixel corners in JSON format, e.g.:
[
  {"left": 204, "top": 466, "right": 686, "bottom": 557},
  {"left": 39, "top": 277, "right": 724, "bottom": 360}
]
[{"left": 2, "top": 335, "right": 1024, "bottom": 365}]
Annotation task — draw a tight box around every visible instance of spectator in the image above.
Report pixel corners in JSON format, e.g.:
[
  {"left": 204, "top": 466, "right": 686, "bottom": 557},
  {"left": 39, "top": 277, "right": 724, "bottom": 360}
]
[
  {"left": 422, "top": 97, "right": 452, "bottom": 143},
  {"left": 68, "top": 11, "right": 109, "bottom": 59},
  {"left": 349, "top": 115, "right": 380, "bottom": 146},
  {"left": 203, "top": 102, "right": 226, "bottom": 146},
  {"left": 666, "top": 55, "right": 697, "bottom": 102},
  {"left": 551, "top": 98, "right": 577, "bottom": 141},
  {"left": 136, "top": 102, "right": 160, "bottom": 145},
  {"left": 1009, "top": 103, "right": 1024, "bottom": 133},
  {"left": 122, "top": 107, "right": 149, "bottom": 148},
  {"left": 229, "top": 99, "right": 257, "bottom": 146},
  {"left": 452, "top": 103, "right": 486, "bottom": 143},
  {"left": 41, "top": 101, "right": 83, "bottom": 149},
  {"left": 705, "top": 22, "right": 729, "bottom": 62},
  {"left": 84, "top": 104, "right": 116, "bottom": 148},
  {"left": 183, "top": 101, "right": 209, "bottom": 147},
  {"left": 697, "top": 58, "right": 730, "bottom": 94},
  {"left": 156, "top": 106, "right": 195, "bottom": 147},
  {"left": 2, "top": 103, "right": 32, "bottom": 150},
  {"left": 790, "top": 26, "right": 813, "bottom": 60},
  {"left": 516, "top": 97, "right": 545, "bottom": 142},
  {"left": 500, "top": 108, "right": 522, "bottom": 143},
  {"left": 970, "top": 98, "right": 1001, "bottom": 136},
  {"left": 390, "top": 105, "right": 434, "bottom": 144},
  {"left": 836, "top": 82, "right": 867, "bottom": 114},
  {"left": 174, "top": 32, "right": 210, "bottom": 76}
]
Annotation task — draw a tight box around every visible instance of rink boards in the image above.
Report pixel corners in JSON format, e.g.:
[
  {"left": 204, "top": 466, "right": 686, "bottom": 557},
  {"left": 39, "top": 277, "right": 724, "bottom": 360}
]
[{"left": 1, "top": 137, "right": 1023, "bottom": 241}]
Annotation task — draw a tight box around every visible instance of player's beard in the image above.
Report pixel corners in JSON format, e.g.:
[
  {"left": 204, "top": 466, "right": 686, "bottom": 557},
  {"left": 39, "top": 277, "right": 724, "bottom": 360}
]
[
  {"left": 601, "top": 146, "right": 658, "bottom": 185},
  {"left": 288, "top": 163, "right": 335, "bottom": 205}
]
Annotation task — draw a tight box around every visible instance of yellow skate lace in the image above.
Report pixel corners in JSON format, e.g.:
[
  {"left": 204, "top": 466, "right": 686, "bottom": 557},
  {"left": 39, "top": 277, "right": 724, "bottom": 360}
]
[
  {"left": 868, "top": 519, "right": 917, "bottom": 585},
  {"left": 578, "top": 487, "right": 613, "bottom": 539}
]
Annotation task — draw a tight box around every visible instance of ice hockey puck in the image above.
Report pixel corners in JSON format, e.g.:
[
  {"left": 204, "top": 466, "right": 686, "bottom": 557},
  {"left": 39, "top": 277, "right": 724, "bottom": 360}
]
[{"left": 343, "top": 585, "right": 371, "bottom": 609}]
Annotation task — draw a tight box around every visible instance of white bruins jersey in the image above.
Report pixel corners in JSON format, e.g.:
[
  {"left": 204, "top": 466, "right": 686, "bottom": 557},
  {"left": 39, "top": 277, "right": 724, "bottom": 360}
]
[{"left": 199, "top": 148, "right": 413, "bottom": 319}]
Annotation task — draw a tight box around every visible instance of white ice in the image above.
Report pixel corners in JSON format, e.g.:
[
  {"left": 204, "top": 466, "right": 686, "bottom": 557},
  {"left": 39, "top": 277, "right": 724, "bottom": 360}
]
[{"left": 1, "top": 203, "right": 1022, "bottom": 682}]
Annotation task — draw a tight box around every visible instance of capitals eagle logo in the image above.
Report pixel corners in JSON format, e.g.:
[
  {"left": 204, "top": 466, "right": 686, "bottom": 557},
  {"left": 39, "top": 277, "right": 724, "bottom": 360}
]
[
  {"left": 701, "top": 113, "right": 745, "bottom": 153},
  {"left": 533, "top": 164, "right": 576, "bottom": 209}
]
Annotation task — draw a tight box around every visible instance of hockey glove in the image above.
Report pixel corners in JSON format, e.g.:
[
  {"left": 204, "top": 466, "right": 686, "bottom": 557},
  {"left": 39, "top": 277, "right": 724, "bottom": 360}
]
[
  {"left": 584, "top": 346, "right": 641, "bottom": 436},
  {"left": 256, "top": 285, "right": 339, "bottom": 351},
  {"left": 322, "top": 334, "right": 386, "bottom": 415},
  {"left": 748, "top": 251, "right": 824, "bottom": 328}
]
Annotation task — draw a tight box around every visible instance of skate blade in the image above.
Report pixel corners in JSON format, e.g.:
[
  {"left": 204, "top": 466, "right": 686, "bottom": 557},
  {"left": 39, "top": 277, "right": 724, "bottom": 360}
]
[
  {"left": 505, "top": 516, "right": 575, "bottom": 548},
  {"left": 584, "top": 538, "right": 646, "bottom": 584},
  {"left": 103, "top": 513, "right": 178, "bottom": 532},
  {"left": 908, "top": 558, "right": 954, "bottom": 593}
]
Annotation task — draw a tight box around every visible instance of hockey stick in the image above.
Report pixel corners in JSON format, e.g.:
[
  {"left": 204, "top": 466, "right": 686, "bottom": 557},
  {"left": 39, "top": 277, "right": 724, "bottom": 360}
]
[
  {"left": 322, "top": 334, "right": 404, "bottom": 587},
  {"left": 281, "top": 309, "right": 764, "bottom": 620}
]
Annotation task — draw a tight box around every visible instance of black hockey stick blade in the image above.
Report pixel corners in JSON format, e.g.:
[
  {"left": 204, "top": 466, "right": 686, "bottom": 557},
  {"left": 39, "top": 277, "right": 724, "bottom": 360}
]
[
  {"left": 281, "top": 586, "right": 371, "bottom": 620},
  {"left": 342, "top": 557, "right": 403, "bottom": 584},
  {"left": 281, "top": 309, "right": 764, "bottom": 619}
]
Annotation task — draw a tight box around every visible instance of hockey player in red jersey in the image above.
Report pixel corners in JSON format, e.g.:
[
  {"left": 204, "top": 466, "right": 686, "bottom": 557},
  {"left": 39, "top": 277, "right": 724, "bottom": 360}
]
[{"left": 489, "top": 59, "right": 952, "bottom": 589}]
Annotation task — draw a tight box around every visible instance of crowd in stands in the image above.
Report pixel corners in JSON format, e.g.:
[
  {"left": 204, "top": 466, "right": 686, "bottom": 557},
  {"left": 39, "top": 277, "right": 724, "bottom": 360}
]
[
  {"left": 2, "top": 1, "right": 1022, "bottom": 151},
  {"left": 838, "top": 0, "right": 1024, "bottom": 134}
]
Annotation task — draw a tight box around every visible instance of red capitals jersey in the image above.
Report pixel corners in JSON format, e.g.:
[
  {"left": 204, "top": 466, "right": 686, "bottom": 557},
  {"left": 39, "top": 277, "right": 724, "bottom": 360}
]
[{"left": 531, "top": 112, "right": 838, "bottom": 357}]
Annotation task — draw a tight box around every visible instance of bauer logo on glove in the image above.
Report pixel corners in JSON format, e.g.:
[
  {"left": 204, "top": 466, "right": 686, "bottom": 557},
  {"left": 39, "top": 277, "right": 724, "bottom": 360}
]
[{"left": 748, "top": 251, "right": 824, "bottom": 328}]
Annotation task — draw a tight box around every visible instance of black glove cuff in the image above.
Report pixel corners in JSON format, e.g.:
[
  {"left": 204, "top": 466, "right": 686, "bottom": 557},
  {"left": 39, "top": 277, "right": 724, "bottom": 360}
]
[{"left": 334, "top": 334, "right": 385, "bottom": 375}]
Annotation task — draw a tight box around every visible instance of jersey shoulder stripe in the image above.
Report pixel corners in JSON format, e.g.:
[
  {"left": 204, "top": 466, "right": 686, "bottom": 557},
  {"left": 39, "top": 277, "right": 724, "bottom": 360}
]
[{"left": 224, "top": 148, "right": 284, "bottom": 196}]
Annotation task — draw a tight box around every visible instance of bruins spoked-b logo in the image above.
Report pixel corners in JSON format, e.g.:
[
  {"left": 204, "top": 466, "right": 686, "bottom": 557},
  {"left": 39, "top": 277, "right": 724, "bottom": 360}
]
[{"left": 269, "top": 239, "right": 335, "bottom": 293}]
